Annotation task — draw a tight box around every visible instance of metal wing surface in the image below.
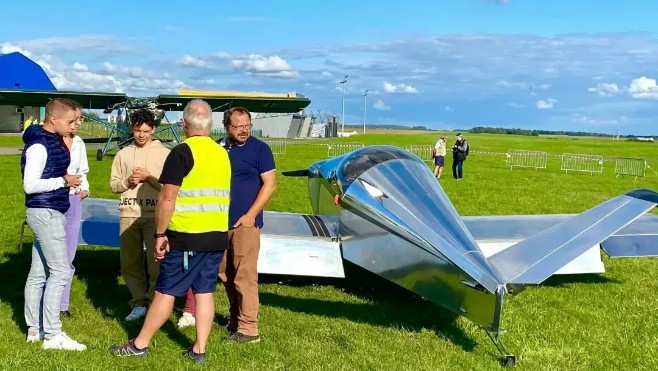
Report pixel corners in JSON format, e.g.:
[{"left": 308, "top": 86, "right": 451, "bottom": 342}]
[{"left": 487, "top": 189, "right": 658, "bottom": 285}]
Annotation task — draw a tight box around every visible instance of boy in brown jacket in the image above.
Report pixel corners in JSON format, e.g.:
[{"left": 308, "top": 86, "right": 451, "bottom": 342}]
[{"left": 110, "top": 109, "right": 170, "bottom": 321}]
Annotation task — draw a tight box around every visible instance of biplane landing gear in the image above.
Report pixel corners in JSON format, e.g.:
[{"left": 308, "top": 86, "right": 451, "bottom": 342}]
[
  {"left": 485, "top": 329, "right": 516, "bottom": 367},
  {"left": 96, "top": 149, "right": 103, "bottom": 161}
]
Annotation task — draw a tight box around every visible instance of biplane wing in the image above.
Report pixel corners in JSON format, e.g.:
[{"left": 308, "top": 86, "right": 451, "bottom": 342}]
[
  {"left": 0, "top": 89, "right": 128, "bottom": 109},
  {"left": 158, "top": 89, "right": 311, "bottom": 113}
]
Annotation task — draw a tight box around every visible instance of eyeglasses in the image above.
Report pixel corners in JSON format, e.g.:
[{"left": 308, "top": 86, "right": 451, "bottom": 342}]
[{"left": 229, "top": 123, "right": 253, "bottom": 130}]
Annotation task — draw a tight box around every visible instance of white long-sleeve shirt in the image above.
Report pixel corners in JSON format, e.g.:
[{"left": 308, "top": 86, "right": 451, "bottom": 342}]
[
  {"left": 22, "top": 144, "right": 67, "bottom": 194},
  {"left": 68, "top": 135, "right": 90, "bottom": 195}
]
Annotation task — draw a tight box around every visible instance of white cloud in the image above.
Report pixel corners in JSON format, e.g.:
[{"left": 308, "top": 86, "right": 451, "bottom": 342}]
[
  {"left": 444, "top": 106, "right": 454, "bottom": 112},
  {"left": 383, "top": 81, "right": 418, "bottom": 93},
  {"left": 588, "top": 83, "right": 620, "bottom": 97},
  {"left": 101, "top": 62, "right": 149, "bottom": 78},
  {"left": 536, "top": 98, "right": 557, "bottom": 109},
  {"left": 321, "top": 71, "right": 332, "bottom": 77},
  {"left": 71, "top": 62, "right": 88, "bottom": 72},
  {"left": 229, "top": 54, "right": 299, "bottom": 78},
  {"left": 628, "top": 77, "right": 658, "bottom": 99},
  {"left": 178, "top": 54, "right": 214, "bottom": 69},
  {"left": 373, "top": 99, "right": 391, "bottom": 110},
  {"left": 509, "top": 102, "right": 525, "bottom": 108}
]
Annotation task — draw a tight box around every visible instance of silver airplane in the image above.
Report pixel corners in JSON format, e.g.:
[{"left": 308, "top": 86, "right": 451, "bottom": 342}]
[{"left": 76, "top": 145, "right": 658, "bottom": 366}]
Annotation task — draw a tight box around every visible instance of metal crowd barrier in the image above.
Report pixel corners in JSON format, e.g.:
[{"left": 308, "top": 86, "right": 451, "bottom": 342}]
[
  {"left": 327, "top": 142, "right": 364, "bottom": 158},
  {"left": 615, "top": 157, "right": 647, "bottom": 179},
  {"left": 506, "top": 150, "right": 548, "bottom": 170},
  {"left": 561, "top": 153, "right": 604, "bottom": 174},
  {"left": 406, "top": 145, "right": 434, "bottom": 163},
  {"left": 263, "top": 140, "right": 288, "bottom": 156}
]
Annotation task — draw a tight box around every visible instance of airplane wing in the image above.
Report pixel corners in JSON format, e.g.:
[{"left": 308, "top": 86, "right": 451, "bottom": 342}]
[
  {"left": 79, "top": 198, "right": 343, "bottom": 278},
  {"left": 0, "top": 89, "right": 128, "bottom": 109},
  {"left": 157, "top": 89, "right": 311, "bottom": 113},
  {"left": 485, "top": 189, "right": 658, "bottom": 285}
]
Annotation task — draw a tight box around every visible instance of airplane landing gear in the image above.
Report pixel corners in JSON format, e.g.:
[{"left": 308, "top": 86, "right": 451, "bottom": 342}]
[{"left": 96, "top": 149, "right": 103, "bottom": 161}]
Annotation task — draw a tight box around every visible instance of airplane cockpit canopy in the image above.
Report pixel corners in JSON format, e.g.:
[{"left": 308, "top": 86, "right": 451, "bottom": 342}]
[{"left": 338, "top": 146, "right": 424, "bottom": 188}]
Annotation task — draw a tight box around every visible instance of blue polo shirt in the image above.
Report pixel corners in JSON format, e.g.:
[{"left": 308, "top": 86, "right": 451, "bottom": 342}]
[{"left": 218, "top": 136, "right": 275, "bottom": 229}]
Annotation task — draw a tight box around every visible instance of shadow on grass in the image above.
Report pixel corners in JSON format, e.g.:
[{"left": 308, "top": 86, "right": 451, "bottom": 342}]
[
  {"left": 259, "top": 262, "right": 478, "bottom": 352},
  {"left": 73, "top": 248, "right": 193, "bottom": 349},
  {"left": 0, "top": 243, "right": 33, "bottom": 334}
]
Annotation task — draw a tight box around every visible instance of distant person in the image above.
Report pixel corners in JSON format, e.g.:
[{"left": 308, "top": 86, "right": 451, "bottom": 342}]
[
  {"left": 60, "top": 106, "right": 90, "bottom": 318},
  {"left": 451, "top": 133, "right": 469, "bottom": 179},
  {"left": 178, "top": 107, "right": 276, "bottom": 345},
  {"left": 109, "top": 109, "right": 170, "bottom": 321},
  {"left": 21, "top": 98, "right": 86, "bottom": 350},
  {"left": 433, "top": 135, "right": 447, "bottom": 179},
  {"left": 109, "top": 99, "right": 231, "bottom": 364},
  {"left": 23, "top": 115, "right": 34, "bottom": 131}
]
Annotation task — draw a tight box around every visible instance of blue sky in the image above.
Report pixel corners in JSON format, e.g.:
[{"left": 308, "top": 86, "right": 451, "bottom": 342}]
[{"left": 2, "top": 0, "right": 658, "bottom": 135}]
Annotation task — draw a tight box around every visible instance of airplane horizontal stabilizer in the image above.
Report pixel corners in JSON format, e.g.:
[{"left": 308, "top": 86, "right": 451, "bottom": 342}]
[
  {"left": 282, "top": 169, "right": 310, "bottom": 177},
  {"left": 487, "top": 189, "right": 658, "bottom": 285}
]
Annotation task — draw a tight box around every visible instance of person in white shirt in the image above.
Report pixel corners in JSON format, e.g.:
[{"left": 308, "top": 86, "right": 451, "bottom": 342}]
[
  {"left": 21, "top": 98, "right": 86, "bottom": 351},
  {"left": 433, "top": 135, "right": 447, "bottom": 178},
  {"left": 60, "top": 107, "right": 90, "bottom": 318}
]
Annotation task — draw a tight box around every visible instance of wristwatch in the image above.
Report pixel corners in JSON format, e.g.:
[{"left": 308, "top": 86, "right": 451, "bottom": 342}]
[{"left": 154, "top": 232, "right": 166, "bottom": 238}]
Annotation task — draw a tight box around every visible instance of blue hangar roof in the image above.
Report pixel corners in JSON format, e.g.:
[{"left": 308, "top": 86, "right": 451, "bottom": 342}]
[{"left": 0, "top": 52, "right": 56, "bottom": 91}]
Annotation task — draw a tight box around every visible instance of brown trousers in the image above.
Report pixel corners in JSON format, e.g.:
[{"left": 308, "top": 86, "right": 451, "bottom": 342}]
[
  {"left": 119, "top": 216, "right": 159, "bottom": 308},
  {"left": 219, "top": 226, "right": 261, "bottom": 336}
]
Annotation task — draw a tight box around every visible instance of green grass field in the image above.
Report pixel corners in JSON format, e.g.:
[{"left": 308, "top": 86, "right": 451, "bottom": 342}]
[{"left": 0, "top": 132, "right": 657, "bottom": 370}]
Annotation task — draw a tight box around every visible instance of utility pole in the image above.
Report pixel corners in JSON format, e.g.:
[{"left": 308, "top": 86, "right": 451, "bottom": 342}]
[
  {"left": 362, "top": 89, "right": 369, "bottom": 134},
  {"left": 340, "top": 75, "right": 348, "bottom": 135}
]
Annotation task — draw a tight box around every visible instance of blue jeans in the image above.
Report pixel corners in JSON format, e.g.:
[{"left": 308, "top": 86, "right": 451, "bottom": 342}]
[{"left": 452, "top": 160, "right": 464, "bottom": 179}]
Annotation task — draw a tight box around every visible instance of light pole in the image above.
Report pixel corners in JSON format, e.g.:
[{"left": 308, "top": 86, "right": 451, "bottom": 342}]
[
  {"left": 362, "top": 89, "right": 369, "bottom": 134},
  {"left": 340, "top": 75, "right": 348, "bottom": 135}
]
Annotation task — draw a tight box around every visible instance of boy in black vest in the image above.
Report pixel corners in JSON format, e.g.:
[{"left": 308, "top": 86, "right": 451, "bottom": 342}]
[{"left": 21, "top": 98, "right": 86, "bottom": 351}]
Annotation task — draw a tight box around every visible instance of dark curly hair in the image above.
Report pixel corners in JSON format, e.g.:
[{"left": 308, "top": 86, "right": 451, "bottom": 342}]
[{"left": 129, "top": 109, "right": 156, "bottom": 128}]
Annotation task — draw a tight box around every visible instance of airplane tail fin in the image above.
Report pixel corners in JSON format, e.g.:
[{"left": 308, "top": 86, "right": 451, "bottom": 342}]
[{"left": 487, "top": 189, "right": 658, "bottom": 286}]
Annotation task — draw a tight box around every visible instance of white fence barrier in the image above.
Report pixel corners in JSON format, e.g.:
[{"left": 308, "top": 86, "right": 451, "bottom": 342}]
[
  {"left": 615, "top": 157, "right": 646, "bottom": 178},
  {"left": 327, "top": 142, "right": 364, "bottom": 158},
  {"left": 506, "top": 150, "right": 548, "bottom": 170},
  {"left": 263, "top": 140, "right": 287, "bottom": 156},
  {"left": 406, "top": 145, "right": 434, "bottom": 162},
  {"left": 561, "top": 153, "right": 604, "bottom": 174}
]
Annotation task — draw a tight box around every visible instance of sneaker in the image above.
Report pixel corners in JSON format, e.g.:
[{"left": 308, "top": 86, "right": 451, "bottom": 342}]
[
  {"left": 177, "top": 312, "right": 196, "bottom": 328},
  {"left": 225, "top": 324, "right": 237, "bottom": 335},
  {"left": 182, "top": 347, "right": 206, "bottom": 364},
  {"left": 26, "top": 330, "right": 44, "bottom": 342},
  {"left": 42, "top": 332, "right": 86, "bottom": 351},
  {"left": 109, "top": 338, "right": 148, "bottom": 357},
  {"left": 227, "top": 332, "right": 261, "bottom": 344},
  {"left": 125, "top": 306, "right": 147, "bottom": 321}
]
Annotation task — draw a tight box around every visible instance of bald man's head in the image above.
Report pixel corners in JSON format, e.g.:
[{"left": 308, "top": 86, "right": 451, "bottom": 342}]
[{"left": 182, "top": 99, "right": 213, "bottom": 131}]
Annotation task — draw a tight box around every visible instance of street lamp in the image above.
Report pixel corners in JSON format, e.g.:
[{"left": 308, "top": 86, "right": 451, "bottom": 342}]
[
  {"left": 362, "top": 89, "right": 369, "bottom": 134},
  {"left": 340, "top": 75, "right": 348, "bottom": 135}
]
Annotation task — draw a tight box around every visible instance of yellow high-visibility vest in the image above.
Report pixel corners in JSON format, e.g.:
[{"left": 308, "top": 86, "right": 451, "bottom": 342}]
[{"left": 168, "top": 136, "right": 231, "bottom": 233}]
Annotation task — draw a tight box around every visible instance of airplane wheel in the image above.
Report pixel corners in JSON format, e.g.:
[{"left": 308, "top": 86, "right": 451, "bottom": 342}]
[
  {"left": 96, "top": 149, "right": 103, "bottom": 161},
  {"left": 503, "top": 355, "right": 516, "bottom": 367}
]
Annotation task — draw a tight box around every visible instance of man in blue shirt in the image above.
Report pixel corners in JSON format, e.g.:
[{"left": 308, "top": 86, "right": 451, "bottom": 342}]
[{"left": 179, "top": 107, "right": 276, "bottom": 344}]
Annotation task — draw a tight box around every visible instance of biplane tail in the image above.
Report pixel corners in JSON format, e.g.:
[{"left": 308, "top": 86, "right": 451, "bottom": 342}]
[{"left": 487, "top": 189, "right": 658, "bottom": 286}]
